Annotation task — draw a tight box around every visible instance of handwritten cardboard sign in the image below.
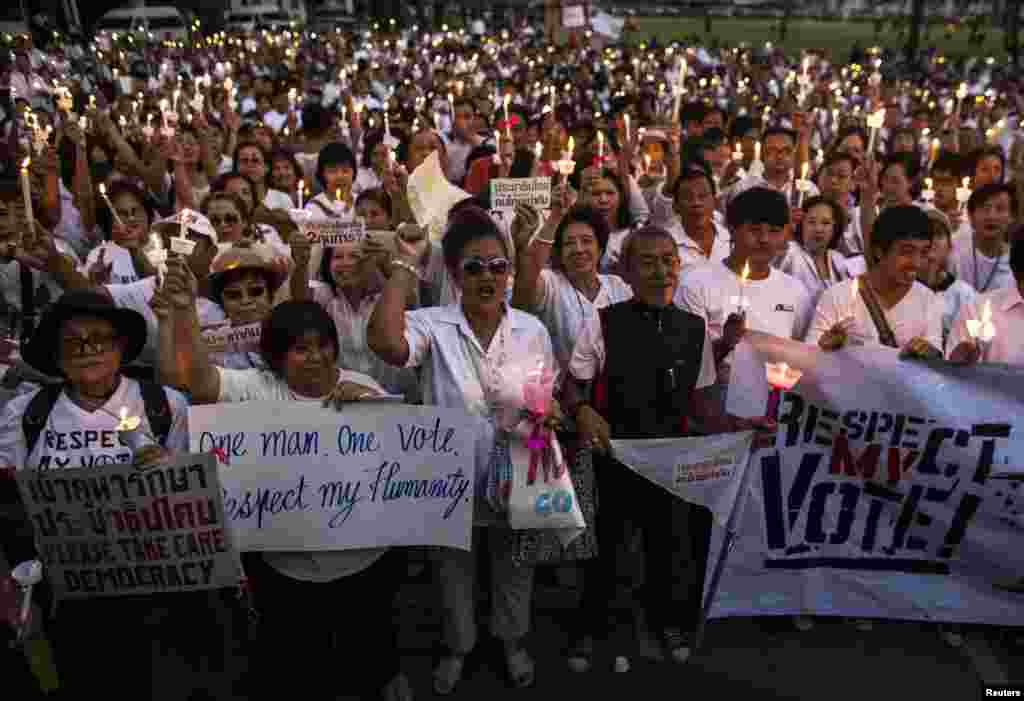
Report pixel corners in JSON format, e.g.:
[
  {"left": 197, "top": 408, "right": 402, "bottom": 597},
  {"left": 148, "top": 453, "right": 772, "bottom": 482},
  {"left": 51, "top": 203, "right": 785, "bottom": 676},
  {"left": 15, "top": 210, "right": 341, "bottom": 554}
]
[
  {"left": 189, "top": 402, "right": 477, "bottom": 552},
  {"left": 301, "top": 219, "right": 366, "bottom": 246},
  {"left": 201, "top": 322, "right": 262, "bottom": 353},
  {"left": 490, "top": 177, "right": 552, "bottom": 213},
  {"left": 16, "top": 454, "right": 239, "bottom": 600}
]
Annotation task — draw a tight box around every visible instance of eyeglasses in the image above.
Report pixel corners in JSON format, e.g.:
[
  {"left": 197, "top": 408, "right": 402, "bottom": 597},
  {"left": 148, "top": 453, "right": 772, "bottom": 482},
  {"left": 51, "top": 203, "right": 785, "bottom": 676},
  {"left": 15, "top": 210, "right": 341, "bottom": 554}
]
[
  {"left": 60, "top": 334, "right": 119, "bottom": 356},
  {"left": 460, "top": 257, "right": 510, "bottom": 276},
  {"left": 209, "top": 214, "right": 241, "bottom": 226},
  {"left": 222, "top": 285, "right": 268, "bottom": 302}
]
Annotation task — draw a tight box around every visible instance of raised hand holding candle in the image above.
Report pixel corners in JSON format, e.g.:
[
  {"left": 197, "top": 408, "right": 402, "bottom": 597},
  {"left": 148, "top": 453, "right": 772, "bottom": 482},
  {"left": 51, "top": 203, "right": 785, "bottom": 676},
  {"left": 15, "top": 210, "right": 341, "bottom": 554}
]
[{"left": 796, "top": 161, "right": 811, "bottom": 207}]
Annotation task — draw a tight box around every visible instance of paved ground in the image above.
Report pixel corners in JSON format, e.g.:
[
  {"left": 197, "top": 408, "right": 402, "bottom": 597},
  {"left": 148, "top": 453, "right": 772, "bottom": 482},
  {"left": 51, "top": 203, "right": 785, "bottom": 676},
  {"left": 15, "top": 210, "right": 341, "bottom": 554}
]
[{"left": 387, "top": 568, "right": 1013, "bottom": 701}]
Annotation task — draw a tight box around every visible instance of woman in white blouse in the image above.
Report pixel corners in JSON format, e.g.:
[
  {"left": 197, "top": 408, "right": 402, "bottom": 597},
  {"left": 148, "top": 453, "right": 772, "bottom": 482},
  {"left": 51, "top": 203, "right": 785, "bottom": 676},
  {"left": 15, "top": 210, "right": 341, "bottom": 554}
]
[
  {"left": 82, "top": 182, "right": 157, "bottom": 285},
  {"left": 778, "top": 196, "right": 857, "bottom": 303},
  {"left": 156, "top": 264, "right": 412, "bottom": 701},
  {"left": 809, "top": 205, "right": 944, "bottom": 359},
  {"left": 368, "top": 205, "right": 560, "bottom": 695},
  {"left": 354, "top": 131, "right": 389, "bottom": 197}
]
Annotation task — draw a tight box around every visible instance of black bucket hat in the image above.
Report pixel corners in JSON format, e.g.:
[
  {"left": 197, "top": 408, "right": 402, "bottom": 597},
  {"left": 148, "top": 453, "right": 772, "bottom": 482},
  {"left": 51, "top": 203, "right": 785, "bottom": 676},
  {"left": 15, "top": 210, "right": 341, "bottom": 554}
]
[{"left": 22, "top": 291, "right": 148, "bottom": 378}]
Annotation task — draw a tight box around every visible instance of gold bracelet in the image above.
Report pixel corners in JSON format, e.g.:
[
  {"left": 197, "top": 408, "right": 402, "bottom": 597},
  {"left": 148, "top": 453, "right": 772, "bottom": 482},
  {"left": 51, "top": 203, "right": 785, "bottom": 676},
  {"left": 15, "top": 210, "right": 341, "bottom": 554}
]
[{"left": 390, "top": 259, "right": 419, "bottom": 278}]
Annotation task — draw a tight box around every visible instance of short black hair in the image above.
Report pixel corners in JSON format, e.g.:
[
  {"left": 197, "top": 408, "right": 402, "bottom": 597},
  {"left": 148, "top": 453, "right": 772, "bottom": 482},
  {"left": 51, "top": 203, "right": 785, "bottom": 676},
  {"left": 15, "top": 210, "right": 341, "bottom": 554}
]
[
  {"left": 620, "top": 225, "right": 678, "bottom": 271},
  {"left": 355, "top": 187, "right": 393, "bottom": 218},
  {"left": 880, "top": 152, "right": 920, "bottom": 183},
  {"left": 671, "top": 159, "right": 717, "bottom": 201},
  {"left": 729, "top": 115, "right": 757, "bottom": 141},
  {"left": 1011, "top": 235, "right": 1024, "bottom": 278},
  {"left": 260, "top": 301, "right": 340, "bottom": 375},
  {"left": 796, "top": 195, "right": 846, "bottom": 250},
  {"left": 967, "top": 182, "right": 1017, "bottom": 216},
  {"left": 871, "top": 205, "right": 933, "bottom": 256},
  {"left": 441, "top": 204, "right": 508, "bottom": 272},
  {"left": 930, "top": 151, "right": 962, "bottom": 177},
  {"left": 762, "top": 126, "right": 797, "bottom": 145},
  {"left": 317, "top": 142, "right": 357, "bottom": 186},
  {"left": 551, "top": 205, "right": 610, "bottom": 272},
  {"left": 727, "top": 187, "right": 789, "bottom": 230}
]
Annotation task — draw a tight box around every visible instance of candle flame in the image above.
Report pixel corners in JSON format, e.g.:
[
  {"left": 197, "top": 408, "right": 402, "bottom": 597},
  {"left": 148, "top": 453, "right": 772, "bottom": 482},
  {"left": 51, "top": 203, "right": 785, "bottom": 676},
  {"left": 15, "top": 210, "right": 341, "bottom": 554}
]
[
  {"left": 740, "top": 261, "right": 750, "bottom": 283},
  {"left": 925, "top": 178, "right": 933, "bottom": 190},
  {"left": 21, "top": 157, "right": 29, "bottom": 170},
  {"left": 962, "top": 177, "right": 971, "bottom": 188},
  {"left": 119, "top": 406, "right": 127, "bottom": 421},
  {"left": 597, "top": 132, "right": 604, "bottom": 145},
  {"left": 99, "top": 183, "right": 107, "bottom": 196},
  {"left": 567, "top": 136, "right": 575, "bottom": 153}
]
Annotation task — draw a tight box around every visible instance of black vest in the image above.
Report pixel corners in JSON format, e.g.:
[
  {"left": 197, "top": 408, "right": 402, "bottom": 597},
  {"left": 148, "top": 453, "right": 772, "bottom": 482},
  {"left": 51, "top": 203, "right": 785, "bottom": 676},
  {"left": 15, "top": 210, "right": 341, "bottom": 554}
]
[{"left": 595, "top": 299, "right": 706, "bottom": 440}]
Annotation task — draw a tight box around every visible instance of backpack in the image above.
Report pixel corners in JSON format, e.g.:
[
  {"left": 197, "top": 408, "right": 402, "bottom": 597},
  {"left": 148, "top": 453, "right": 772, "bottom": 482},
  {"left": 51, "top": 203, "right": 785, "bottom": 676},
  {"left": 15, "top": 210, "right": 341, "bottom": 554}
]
[{"left": 21, "top": 379, "right": 173, "bottom": 459}]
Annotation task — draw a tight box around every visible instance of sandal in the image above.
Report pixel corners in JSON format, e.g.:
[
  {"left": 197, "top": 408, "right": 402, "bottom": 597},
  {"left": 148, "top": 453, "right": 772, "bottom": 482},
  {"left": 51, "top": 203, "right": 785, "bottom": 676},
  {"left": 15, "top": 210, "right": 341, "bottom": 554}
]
[
  {"left": 505, "top": 645, "right": 536, "bottom": 689},
  {"left": 566, "top": 635, "right": 594, "bottom": 673},
  {"left": 433, "top": 654, "right": 465, "bottom": 696}
]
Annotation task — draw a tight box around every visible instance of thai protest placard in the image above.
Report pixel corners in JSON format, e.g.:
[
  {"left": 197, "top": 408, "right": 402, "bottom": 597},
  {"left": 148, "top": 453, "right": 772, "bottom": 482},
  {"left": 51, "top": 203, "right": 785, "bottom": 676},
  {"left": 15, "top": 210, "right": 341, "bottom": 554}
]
[
  {"left": 189, "top": 402, "right": 477, "bottom": 552},
  {"left": 490, "top": 177, "right": 552, "bottom": 213},
  {"left": 15, "top": 454, "right": 239, "bottom": 600},
  {"left": 611, "top": 431, "right": 755, "bottom": 530},
  {"left": 706, "top": 333, "right": 1024, "bottom": 625},
  {"left": 201, "top": 322, "right": 261, "bottom": 353},
  {"left": 301, "top": 219, "right": 366, "bottom": 246}
]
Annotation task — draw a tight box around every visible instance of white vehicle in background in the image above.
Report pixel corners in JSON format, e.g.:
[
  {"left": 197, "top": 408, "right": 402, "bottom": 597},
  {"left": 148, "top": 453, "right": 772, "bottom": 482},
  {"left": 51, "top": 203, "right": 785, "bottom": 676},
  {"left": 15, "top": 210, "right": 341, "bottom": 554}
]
[
  {"left": 225, "top": 3, "right": 307, "bottom": 32},
  {"left": 308, "top": 0, "right": 355, "bottom": 33},
  {"left": 95, "top": 6, "right": 193, "bottom": 42}
]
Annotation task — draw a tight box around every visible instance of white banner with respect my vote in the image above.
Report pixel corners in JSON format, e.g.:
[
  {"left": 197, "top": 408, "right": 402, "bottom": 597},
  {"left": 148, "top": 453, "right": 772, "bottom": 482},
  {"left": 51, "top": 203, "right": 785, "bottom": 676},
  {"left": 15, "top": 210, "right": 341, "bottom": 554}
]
[
  {"left": 189, "top": 402, "right": 479, "bottom": 552},
  {"left": 706, "top": 333, "right": 1024, "bottom": 624}
]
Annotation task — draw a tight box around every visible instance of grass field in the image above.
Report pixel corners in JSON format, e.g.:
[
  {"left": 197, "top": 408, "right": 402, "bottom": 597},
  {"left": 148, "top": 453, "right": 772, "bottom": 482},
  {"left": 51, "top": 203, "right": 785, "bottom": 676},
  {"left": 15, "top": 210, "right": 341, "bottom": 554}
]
[{"left": 632, "top": 16, "right": 1012, "bottom": 60}]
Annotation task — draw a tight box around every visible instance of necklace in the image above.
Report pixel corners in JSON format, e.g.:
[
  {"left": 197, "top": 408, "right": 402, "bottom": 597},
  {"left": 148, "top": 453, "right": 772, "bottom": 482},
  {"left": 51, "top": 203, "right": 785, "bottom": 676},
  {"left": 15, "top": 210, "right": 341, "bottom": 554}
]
[{"left": 972, "top": 244, "right": 1002, "bottom": 294}]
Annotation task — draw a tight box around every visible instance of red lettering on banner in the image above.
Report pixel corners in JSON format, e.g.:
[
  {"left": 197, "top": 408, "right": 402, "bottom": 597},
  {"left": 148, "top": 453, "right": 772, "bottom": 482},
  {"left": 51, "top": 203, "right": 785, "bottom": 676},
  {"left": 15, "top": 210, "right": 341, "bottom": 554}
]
[{"left": 831, "top": 436, "right": 919, "bottom": 485}]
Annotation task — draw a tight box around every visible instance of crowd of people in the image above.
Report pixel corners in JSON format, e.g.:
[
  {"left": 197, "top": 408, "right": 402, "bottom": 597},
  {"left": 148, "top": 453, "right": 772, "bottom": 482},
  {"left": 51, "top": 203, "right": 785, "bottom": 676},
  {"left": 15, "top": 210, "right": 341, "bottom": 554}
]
[{"left": 0, "top": 14, "right": 1021, "bottom": 700}]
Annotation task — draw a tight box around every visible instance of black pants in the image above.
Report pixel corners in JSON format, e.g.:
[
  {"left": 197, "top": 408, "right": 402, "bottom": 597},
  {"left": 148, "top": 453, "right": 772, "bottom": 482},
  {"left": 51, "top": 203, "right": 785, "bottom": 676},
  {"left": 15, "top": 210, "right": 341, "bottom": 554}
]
[
  {"left": 50, "top": 589, "right": 243, "bottom": 700},
  {"left": 575, "top": 453, "right": 713, "bottom": 638},
  {"left": 244, "top": 550, "right": 403, "bottom": 701}
]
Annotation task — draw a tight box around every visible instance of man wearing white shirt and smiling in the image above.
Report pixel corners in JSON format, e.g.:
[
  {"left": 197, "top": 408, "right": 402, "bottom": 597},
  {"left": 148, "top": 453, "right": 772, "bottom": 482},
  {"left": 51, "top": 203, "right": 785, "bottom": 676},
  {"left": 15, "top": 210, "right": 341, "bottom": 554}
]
[
  {"left": 949, "top": 183, "right": 1016, "bottom": 295},
  {"left": 676, "top": 187, "right": 813, "bottom": 399}
]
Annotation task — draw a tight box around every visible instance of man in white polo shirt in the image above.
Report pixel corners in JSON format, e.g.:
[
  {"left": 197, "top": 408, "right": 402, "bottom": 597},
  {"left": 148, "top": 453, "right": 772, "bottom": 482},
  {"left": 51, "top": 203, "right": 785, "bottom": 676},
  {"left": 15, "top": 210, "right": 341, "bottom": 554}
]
[{"left": 948, "top": 183, "right": 1016, "bottom": 295}]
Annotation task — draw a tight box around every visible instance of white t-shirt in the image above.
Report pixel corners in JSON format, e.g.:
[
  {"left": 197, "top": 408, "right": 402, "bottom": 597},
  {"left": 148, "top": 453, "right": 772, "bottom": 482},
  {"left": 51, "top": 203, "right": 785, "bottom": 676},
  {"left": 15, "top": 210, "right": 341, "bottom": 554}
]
[
  {"left": 676, "top": 262, "right": 814, "bottom": 369},
  {"left": 948, "top": 238, "right": 1014, "bottom": 294},
  {"left": 806, "top": 279, "right": 944, "bottom": 351},
  {"left": 535, "top": 269, "right": 632, "bottom": 374},
  {"left": 310, "top": 282, "right": 419, "bottom": 400},
  {"left": 106, "top": 278, "right": 227, "bottom": 367},
  {"left": 216, "top": 366, "right": 387, "bottom": 582},
  {"left": 777, "top": 242, "right": 857, "bottom": 302},
  {"left": 568, "top": 303, "right": 717, "bottom": 391},
  {"left": 0, "top": 377, "right": 189, "bottom": 471},
  {"left": 82, "top": 242, "right": 141, "bottom": 285},
  {"left": 263, "top": 188, "right": 295, "bottom": 211}
]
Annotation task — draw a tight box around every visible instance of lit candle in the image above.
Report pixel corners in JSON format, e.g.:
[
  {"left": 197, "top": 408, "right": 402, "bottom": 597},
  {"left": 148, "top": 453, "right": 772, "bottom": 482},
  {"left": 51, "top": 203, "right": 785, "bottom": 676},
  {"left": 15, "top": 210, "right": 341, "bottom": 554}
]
[
  {"left": 597, "top": 131, "right": 604, "bottom": 161},
  {"left": 733, "top": 142, "right": 743, "bottom": 162},
  {"left": 955, "top": 82, "right": 968, "bottom": 117},
  {"left": 493, "top": 130, "right": 501, "bottom": 165},
  {"left": 966, "top": 299, "right": 996, "bottom": 345},
  {"left": 623, "top": 113, "right": 631, "bottom": 144},
  {"left": 957, "top": 177, "right": 972, "bottom": 212},
  {"left": 796, "top": 161, "right": 811, "bottom": 208},
  {"left": 866, "top": 107, "right": 885, "bottom": 156},
  {"left": 730, "top": 261, "right": 751, "bottom": 316},
  {"left": 19, "top": 158, "right": 32, "bottom": 236},
  {"left": 929, "top": 138, "right": 941, "bottom": 169},
  {"left": 534, "top": 140, "right": 543, "bottom": 162},
  {"left": 503, "top": 94, "right": 512, "bottom": 139},
  {"left": 922, "top": 177, "right": 935, "bottom": 205},
  {"left": 99, "top": 183, "right": 124, "bottom": 228},
  {"left": 116, "top": 406, "right": 152, "bottom": 452},
  {"left": 754, "top": 140, "right": 761, "bottom": 162},
  {"left": 297, "top": 179, "right": 305, "bottom": 210}
]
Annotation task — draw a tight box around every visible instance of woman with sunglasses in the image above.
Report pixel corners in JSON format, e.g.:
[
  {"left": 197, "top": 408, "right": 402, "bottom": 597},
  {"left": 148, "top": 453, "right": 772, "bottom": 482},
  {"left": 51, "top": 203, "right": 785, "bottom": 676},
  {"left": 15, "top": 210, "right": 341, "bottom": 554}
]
[
  {"left": 154, "top": 261, "right": 412, "bottom": 701},
  {"left": 369, "top": 204, "right": 560, "bottom": 695},
  {"left": 212, "top": 174, "right": 291, "bottom": 256}
]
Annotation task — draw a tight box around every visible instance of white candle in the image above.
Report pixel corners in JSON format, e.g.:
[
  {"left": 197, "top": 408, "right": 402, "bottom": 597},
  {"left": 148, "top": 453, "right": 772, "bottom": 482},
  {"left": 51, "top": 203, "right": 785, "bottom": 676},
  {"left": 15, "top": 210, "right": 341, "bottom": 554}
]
[
  {"left": 754, "top": 141, "right": 762, "bottom": 162},
  {"left": 623, "top": 113, "right": 631, "bottom": 145},
  {"left": 297, "top": 179, "right": 305, "bottom": 210},
  {"left": 99, "top": 183, "right": 123, "bottom": 228},
  {"left": 672, "top": 56, "right": 687, "bottom": 123},
  {"left": 20, "top": 158, "right": 32, "bottom": 235},
  {"left": 597, "top": 131, "right": 604, "bottom": 160},
  {"left": 966, "top": 299, "right": 996, "bottom": 343},
  {"left": 503, "top": 94, "right": 512, "bottom": 139}
]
